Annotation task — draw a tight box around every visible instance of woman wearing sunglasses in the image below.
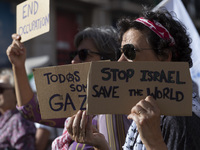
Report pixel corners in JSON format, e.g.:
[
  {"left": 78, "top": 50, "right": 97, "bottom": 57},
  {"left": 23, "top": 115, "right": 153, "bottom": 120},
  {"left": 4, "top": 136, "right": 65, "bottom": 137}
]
[
  {"left": 65, "top": 9, "right": 200, "bottom": 150},
  {"left": 0, "top": 68, "right": 36, "bottom": 150},
  {"left": 71, "top": 26, "right": 119, "bottom": 63},
  {"left": 7, "top": 26, "right": 133, "bottom": 150}
]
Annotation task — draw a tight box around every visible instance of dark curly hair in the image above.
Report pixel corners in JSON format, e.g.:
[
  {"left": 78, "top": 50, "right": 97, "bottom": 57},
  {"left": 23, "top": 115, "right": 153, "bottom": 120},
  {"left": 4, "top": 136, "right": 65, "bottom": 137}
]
[{"left": 117, "top": 8, "right": 193, "bottom": 68}]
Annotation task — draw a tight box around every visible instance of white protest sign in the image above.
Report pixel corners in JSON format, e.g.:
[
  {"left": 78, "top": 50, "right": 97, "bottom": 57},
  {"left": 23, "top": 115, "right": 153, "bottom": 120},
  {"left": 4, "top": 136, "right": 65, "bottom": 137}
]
[{"left": 16, "top": 0, "right": 50, "bottom": 42}]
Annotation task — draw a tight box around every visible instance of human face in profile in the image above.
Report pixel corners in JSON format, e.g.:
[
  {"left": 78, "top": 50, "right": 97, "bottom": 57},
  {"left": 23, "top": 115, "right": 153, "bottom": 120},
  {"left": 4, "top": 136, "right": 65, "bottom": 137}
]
[
  {"left": 118, "top": 28, "right": 169, "bottom": 62},
  {"left": 0, "top": 76, "right": 15, "bottom": 108},
  {"left": 71, "top": 38, "right": 102, "bottom": 64}
]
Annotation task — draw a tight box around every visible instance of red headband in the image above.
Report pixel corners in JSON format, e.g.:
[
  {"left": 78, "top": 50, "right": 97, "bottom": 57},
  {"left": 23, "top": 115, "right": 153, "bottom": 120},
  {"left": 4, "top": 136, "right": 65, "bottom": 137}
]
[{"left": 135, "top": 17, "right": 175, "bottom": 46}]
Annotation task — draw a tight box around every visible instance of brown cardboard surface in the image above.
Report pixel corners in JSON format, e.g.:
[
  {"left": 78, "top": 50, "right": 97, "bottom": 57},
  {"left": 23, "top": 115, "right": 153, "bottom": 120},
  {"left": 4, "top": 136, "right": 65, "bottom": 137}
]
[
  {"left": 33, "top": 62, "right": 91, "bottom": 119},
  {"left": 33, "top": 61, "right": 192, "bottom": 119},
  {"left": 16, "top": 0, "right": 50, "bottom": 42},
  {"left": 87, "top": 61, "right": 192, "bottom": 116}
]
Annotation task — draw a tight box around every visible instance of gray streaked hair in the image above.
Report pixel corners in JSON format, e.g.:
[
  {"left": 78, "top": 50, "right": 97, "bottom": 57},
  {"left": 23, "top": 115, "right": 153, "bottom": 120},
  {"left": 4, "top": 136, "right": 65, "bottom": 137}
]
[{"left": 74, "top": 25, "right": 120, "bottom": 61}]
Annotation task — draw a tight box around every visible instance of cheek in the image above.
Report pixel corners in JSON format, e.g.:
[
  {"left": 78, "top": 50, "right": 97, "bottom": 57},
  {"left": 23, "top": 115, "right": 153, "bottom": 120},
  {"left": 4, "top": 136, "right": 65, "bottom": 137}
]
[
  {"left": 135, "top": 51, "right": 159, "bottom": 61},
  {"left": 85, "top": 55, "right": 101, "bottom": 62},
  {"left": 71, "top": 55, "right": 81, "bottom": 64},
  {"left": 118, "top": 54, "right": 127, "bottom": 62},
  {"left": 118, "top": 54, "right": 134, "bottom": 62}
]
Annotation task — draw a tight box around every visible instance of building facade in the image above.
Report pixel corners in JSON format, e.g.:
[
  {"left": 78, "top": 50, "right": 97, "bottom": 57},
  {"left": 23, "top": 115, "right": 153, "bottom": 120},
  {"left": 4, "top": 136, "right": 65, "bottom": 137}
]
[{"left": 0, "top": 0, "right": 199, "bottom": 68}]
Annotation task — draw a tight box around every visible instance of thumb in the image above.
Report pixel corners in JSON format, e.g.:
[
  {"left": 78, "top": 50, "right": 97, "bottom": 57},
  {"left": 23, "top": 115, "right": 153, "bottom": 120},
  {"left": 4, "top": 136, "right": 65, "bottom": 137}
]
[
  {"left": 86, "top": 115, "right": 93, "bottom": 131},
  {"left": 92, "top": 126, "right": 99, "bottom": 133}
]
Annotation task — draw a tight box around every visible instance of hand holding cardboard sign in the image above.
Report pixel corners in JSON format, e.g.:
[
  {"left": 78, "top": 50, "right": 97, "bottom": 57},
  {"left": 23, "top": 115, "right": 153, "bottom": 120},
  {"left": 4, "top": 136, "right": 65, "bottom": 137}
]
[
  {"left": 127, "top": 96, "right": 167, "bottom": 150},
  {"left": 7, "top": 34, "right": 26, "bottom": 68},
  {"left": 6, "top": 33, "right": 34, "bottom": 107},
  {"left": 66, "top": 110, "right": 110, "bottom": 150}
]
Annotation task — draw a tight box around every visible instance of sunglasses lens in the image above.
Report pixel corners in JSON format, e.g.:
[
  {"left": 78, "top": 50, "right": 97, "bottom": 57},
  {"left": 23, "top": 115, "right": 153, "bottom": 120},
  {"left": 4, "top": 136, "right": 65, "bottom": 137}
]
[
  {"left": 78, "top": 49, "right": 88, "bottom": 61},
  {"left": 123, "top": 44, "right": 136, "bottom": 60}
]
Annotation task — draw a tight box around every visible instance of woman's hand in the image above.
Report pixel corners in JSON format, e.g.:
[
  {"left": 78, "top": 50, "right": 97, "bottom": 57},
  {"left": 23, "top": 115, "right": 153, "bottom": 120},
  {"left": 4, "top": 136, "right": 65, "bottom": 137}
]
[
  {"left": 6, "top": 34, "right": 26, "bottom": 68},
  {"left": 128, "top": 96, "right": 167, "bottom": 150},
  {"left": 66, "top": 110, "right": 110, "bottom": 150}
]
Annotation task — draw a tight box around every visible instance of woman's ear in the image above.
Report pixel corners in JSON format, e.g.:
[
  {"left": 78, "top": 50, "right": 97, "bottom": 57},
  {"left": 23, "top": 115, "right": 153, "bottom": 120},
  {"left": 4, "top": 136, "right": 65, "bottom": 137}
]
[{"left": 159, "top": 49, "right": 172, "bottom": 61}]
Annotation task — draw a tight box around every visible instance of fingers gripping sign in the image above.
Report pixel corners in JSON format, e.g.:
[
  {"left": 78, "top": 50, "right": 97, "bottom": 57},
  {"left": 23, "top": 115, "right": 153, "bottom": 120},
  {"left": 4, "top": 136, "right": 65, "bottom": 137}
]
[
  {"left": 66, "top": 115, "right": 75, "bottom": 140},
  {"left": 66, "top": 111, "right": 110, "bottom": 149},
  {"left": 128, "top": 96, "right": 160, "bottom": 120},
  {"left": 72, "top": 110, "right": 82, "bottom": 141},
  {"left": 127, "top": 96, "right": 164, "bottom": 149},
  {"left": 67, "top": 111, "right": 90, "bottom": 143},
  {"left": 6, "top": 34, "right": 26, "bottom": 67}
]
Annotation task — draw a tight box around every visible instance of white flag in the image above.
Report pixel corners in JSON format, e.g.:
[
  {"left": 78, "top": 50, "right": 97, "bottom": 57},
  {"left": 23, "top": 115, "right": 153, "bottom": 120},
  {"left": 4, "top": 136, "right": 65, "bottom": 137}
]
[{"left": 153, "top": 0, "right": 200, "bottom": 96}]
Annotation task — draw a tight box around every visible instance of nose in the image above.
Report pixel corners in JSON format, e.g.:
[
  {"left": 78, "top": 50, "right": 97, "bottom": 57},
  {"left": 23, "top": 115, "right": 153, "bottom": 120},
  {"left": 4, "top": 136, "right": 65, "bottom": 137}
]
[
  {"left": 118, "top": 53, "right": 128, "bottom": 62},
  {"left": 71, "top": 55, "right": 81, "bottom": 64}
]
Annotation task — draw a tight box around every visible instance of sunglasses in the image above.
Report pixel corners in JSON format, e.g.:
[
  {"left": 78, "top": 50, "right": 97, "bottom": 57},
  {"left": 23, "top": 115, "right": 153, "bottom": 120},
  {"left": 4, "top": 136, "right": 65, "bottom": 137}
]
[
  {"left": 71, "top": 49, "right": 102, "bottom": 61},
  {"left": 0, "top": 87, "right": 13, "bottom": 94},
  {"left": 121, "top": 44, "right": 153, "bottom": 60}
]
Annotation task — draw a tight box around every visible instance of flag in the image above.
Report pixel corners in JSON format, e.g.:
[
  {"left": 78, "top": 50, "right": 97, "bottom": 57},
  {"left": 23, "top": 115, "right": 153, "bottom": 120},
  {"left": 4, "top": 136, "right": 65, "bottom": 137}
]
[{"left": 153, "top": 0, "right": 200, "bottom": 96}]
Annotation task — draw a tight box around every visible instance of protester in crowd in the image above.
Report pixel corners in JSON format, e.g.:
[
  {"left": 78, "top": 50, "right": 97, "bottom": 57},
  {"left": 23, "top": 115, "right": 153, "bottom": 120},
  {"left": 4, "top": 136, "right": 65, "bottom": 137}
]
[
  {"left": 34, "top": 122, "right": 51, "bottom": 150},
  {"left": 35, "top": 122, "right": 63, "bottom": 150},
  {"left": 28, "top": 58, "right": 64, "bottom": 150},
  {"left": 0, "top": 68, "right": 36, "bottom": 150},
  {"left": 64, "top": 8, "right": 200, "bottom": 150},
  {"left": 7, "top": 26, "right": 131, "bottom": 149}
]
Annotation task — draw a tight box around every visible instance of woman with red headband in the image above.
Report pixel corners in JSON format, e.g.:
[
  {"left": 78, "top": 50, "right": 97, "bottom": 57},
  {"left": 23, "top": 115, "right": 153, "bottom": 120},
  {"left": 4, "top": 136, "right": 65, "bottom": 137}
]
[{"left": 66, "top": 8, "right": 200, "bottom": 150}]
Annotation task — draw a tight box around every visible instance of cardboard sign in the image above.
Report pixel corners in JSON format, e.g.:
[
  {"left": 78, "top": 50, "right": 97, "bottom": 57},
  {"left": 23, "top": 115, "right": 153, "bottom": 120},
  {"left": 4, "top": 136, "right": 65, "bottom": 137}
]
[
  {"left": 16, "top": 0, "right": 50, "bottom": 42},
  {"left": 33, "top": 61, "right": 192, "bottom": 119},
  {"left": 33, "top": 63, "right": 91, "bottom": 119},
  {"left": 87, "top": 61, "right": 192, "bottom": 116}
]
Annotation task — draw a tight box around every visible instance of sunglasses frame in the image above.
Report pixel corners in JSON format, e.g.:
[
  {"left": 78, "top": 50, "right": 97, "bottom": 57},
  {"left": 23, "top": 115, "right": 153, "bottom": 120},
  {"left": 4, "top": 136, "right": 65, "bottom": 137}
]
[
  {"left": 121, "top": 44, "right": 153, "bottom": 60},
  {"left": 71, "top": 49, "right": 103, "bottom": 61}
]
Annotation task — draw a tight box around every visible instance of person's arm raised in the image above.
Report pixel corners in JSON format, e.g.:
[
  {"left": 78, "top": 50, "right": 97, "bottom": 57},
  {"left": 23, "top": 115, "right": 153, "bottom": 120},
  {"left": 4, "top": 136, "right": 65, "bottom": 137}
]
[{"left": 6, "top": 34, "right": 34, "bottom": 106}]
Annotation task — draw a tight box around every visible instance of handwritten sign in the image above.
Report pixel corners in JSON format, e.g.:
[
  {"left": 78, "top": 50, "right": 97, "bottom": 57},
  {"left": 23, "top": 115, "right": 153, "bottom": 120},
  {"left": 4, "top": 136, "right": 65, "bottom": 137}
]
[
  {"left": 33, "top": 63, "right": 91, "bottom": 119},
  {"left": 16, "top": 0, "right": 50, "bottom": 42},
  {"left": 87, "top": 61, "right": 192, "bottom": 116},
  {"left": 33, "top": 61, "right": 192, "bottom": 119}
]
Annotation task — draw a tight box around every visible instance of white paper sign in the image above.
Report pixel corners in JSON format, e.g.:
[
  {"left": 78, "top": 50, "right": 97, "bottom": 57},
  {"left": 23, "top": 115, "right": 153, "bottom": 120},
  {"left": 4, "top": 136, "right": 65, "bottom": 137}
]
[{"left": 16, "top": 0, "right": 50, "bottom": 42}]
